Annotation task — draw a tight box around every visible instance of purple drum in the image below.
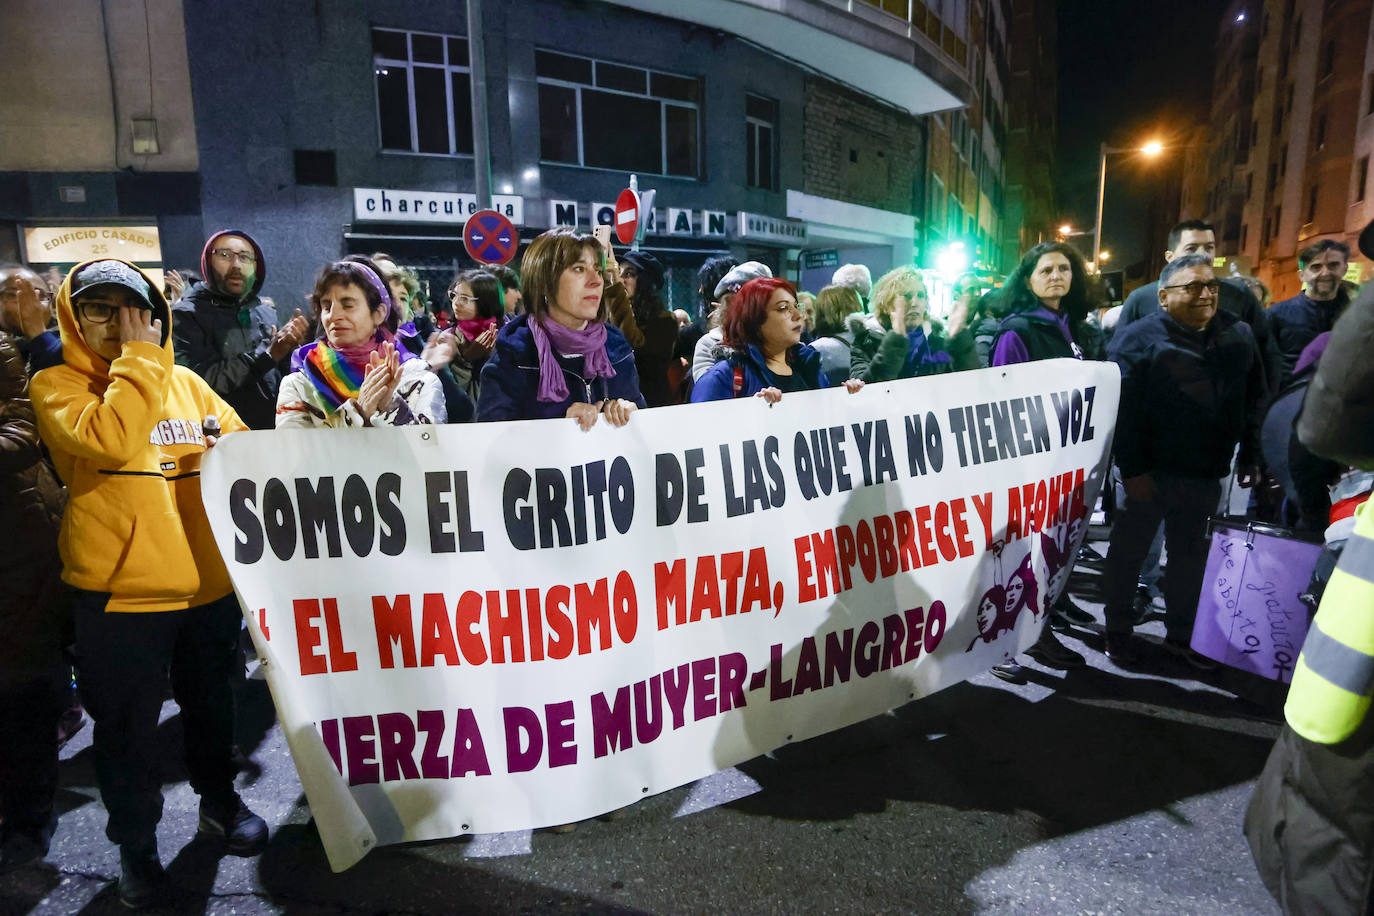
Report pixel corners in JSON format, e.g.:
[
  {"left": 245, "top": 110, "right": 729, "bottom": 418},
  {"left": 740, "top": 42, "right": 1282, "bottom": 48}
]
[{"left": 1191, "top": 517, "right": 1323, "bottom": 682}]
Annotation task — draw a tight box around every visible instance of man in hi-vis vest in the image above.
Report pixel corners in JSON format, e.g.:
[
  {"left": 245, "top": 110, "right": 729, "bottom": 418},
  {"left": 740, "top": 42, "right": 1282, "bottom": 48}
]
[{"left": 1245, "top": 217, "right": 1374, "bottom": 916}]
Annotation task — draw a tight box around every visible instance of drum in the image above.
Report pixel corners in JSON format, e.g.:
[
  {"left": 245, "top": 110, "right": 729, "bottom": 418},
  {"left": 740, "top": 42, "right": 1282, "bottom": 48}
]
[{"left": 1191, "top": 516, "right": 1323, "bottom": 682}]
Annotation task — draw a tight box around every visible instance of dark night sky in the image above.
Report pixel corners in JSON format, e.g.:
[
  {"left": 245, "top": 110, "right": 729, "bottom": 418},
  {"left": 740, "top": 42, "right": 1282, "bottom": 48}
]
[{"left": 1055, "top": 0, "right": 1234, "bottom": 270}]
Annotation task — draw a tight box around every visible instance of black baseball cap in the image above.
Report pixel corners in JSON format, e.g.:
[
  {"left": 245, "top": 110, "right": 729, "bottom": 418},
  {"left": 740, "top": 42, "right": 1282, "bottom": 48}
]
[{"left": 70, "top": 260, "right": 154, "bottom": 309}]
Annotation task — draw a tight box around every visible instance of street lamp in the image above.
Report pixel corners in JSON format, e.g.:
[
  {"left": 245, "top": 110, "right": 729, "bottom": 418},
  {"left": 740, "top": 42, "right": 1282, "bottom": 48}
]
[
  {"left": 1093, "top": 140, "right": 1164, "bottom": 272},
  {"left": 1099, "top": 250, "right": 1111, "bottom": 263}
]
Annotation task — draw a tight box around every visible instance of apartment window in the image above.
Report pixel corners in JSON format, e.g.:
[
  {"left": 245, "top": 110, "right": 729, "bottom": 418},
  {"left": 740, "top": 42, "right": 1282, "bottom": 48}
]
[
  {"left": 1358, "top": 156, "right": 1370, "bottom": 202},
  {"left": 1262, "top": 215, "right": 1271, "bottom": 246},
  {"left": 1307, "top": 184, "right": 1318, "bottom": 221},
  {"left": 1241, "top": 223, "right": 1249, "bottom": 249},
  {"left": 1368, "top": 72, "right": 1374, "bottom": 114},
  {"left": 1251, "top": 120, "right": 1259, "bottom": 145},
  {"left": 745, "top": 94, "right": 778, "bottom": 190},
  {"left": 372, "top": 28, "right": 473, "bottom": 155},
  {"left": 536, "top": 49, "right": 700, "bottom": 177},
  {"left": 1268, "top": 163, "right": 1278, "bottom": 191},
  {"left": 1246, "top": 172, "right": 1254, "bottom": 196},
  {"left": 1315, "top": 112, "right": 1327, "bottom": 149},
  {"left": 1287, "top": 82, "right": 1294, "bottom": 111},
  {"left": 1322, "top": 40, "right": 1336, "bottom": 78},
  {"left": 1293, "top": 15, "right": 1301, "bottom": 46}
]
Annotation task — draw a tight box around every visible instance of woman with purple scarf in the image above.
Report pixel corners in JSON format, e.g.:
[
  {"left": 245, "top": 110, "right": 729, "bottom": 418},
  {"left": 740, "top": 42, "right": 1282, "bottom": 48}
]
[
  {"left": 276, "top": 257, "right": 445, "bottom": 427},
  {"left": 476, "top": 229, "right": 644, "bottom": 428}
]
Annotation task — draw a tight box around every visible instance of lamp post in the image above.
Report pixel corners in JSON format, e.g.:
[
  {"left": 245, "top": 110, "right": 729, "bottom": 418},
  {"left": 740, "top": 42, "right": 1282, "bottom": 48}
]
[{"left": 1092, "top": 141, "right": 1163, "bottom": 272}]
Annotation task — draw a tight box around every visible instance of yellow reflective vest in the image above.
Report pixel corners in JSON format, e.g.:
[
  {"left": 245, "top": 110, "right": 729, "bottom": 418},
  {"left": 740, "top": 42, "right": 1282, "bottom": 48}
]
[{"left": 1286, "top": 500, "right": 1374, "bottom": 743}]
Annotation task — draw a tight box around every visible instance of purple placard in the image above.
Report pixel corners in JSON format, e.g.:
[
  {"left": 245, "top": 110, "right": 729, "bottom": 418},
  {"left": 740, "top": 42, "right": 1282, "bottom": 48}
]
[{"left": 1192, "top": 523, "right": 1320, "bottom": 682}]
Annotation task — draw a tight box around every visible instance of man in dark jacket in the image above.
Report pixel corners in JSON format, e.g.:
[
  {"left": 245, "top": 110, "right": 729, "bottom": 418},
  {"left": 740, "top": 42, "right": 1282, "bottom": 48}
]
[
  {"left": 1101, "top": 254, "right": 1267, "bottom": 668},
  {"left": 172, "top": 230, "right": 308, "bottom": 428},
  {"left": 0, "top": 265, "right": 63, "bottom": 373},
  {"left": 1268, "top": 238, "right": 1353, "bottom": 383},
  {"left": 1118, "top": 220, "right": 1280, "bottom": 392}
]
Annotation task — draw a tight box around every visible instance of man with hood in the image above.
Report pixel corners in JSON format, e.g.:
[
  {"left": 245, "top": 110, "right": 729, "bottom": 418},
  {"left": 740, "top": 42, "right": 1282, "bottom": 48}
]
[
  {"left": 173, "top": 230, "right": 309, "bottom": 429},
  {"left": 30, "top": 260, "right": 266, "bottom": 909}
]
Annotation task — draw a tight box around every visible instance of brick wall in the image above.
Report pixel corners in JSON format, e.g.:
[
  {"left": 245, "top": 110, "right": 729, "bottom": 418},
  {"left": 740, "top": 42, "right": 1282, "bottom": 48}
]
[{"left": 803, "top": 76, "right": 920, "bottom": 214}]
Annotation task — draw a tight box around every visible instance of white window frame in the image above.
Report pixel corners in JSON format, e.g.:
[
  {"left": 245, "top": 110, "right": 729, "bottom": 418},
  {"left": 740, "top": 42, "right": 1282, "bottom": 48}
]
[
  {"left": 372, "top": 27, "right": 473, "bottom": 158},
  {"left": 535, "top": 49, "right": 702, "bottom": 178},
  {"left": 745, "top": 93, "right": 778, "bottom": 190}
]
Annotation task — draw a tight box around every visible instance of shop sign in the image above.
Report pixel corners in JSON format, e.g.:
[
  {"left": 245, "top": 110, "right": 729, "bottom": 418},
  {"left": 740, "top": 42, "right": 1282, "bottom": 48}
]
[
  {"left": 667, "top": 208, "right": 694, "bottom": 235},
  {"left": 737, "top": 212, "right": 807, "bottom": 245},
  {"left": 549, "top": 200, "right": 578, "bottom": 227},
  {"left": 353, "top": 188, "right": 524, "bottom": 225},
  {"left": 702, "top": 211, "right": 727, "bottom": 238},
  {"left": 23, "top": 225, "right": 162, "bottom": 265}
]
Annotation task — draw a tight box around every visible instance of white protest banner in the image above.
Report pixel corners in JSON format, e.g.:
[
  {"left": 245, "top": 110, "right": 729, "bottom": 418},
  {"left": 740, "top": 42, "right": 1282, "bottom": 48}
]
[{"left": 201, "top": 359, "right": 1119, "bottom": 871}]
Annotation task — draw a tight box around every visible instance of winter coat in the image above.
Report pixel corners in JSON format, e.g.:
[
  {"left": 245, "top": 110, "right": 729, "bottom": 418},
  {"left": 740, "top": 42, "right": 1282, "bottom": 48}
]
[
  {"left": 275, "top": 352, "right": 445, "bottom": 428},
  {"left": 1108, "top": 308, "right": 1266, "bottom": 480},
  {"left": 475, "top": 314, "right": 645, "bottom": 421},
  {"left": 608, "top": 283, "right": 679, "bottom": 408},
  {"left": 1298, "top": 282, "right": 1374, "bottom": 469},
  {"left": 171, "top": 230, "right": 284, "bottom": 430},
  {"left": 808, "top": 331, "right": 855, "bottom": 385},
  {"left": 691, "top": 342, "right": 828, "bottom": 402},
  {"left": 30, "top": 259, "right": 248, "bottom": 614},
  {"left": 0, "top": 333, "right": 67, "bottom": 676},
  {"left": 848, "top": 313, "right": 976, "bottom": 382},
  {"left": 1121, "top": 277, "right": 1279, "bottom": 391},
  {"left": 1270, "top": 289, "right": 1351, "bottom": 383}
]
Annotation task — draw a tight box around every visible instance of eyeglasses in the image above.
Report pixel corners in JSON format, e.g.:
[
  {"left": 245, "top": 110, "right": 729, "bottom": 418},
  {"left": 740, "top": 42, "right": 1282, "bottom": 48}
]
[
  {"left": 76, "top": 301, "right": 119, "bottom": 324},
  {"left": 899, "top": 291, "right": 927, "bottom": 301},
  {"left": 450, "top": 292, "right": 478, "bottom": 304},
  {"left": 1161, "top": 280, "right": 1221, "bottom": 298},
  {"left": 774, "top": 301, "right": 802, "bottom": 317},
  {"left": 209, "top": 248, "right": 257, "bottom": 265}
]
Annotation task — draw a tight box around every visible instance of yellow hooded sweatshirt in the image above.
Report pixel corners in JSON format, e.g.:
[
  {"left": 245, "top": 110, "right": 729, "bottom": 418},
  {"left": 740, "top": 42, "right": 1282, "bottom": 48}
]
[{"left": 31, "top": 259, "right": 247, "bottom": 613}]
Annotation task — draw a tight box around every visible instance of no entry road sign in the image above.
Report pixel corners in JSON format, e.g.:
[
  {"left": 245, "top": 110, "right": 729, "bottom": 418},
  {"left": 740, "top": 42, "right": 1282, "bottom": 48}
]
[
  {"left": 464, "top": 210, "right": 519, "bottom": 265},
  {"left": 614, "top": 188, "right": 640, "bottom": 245}
]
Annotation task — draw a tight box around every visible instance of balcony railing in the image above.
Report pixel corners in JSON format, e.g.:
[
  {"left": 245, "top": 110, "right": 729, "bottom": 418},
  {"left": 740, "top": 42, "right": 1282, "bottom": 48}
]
[{"left": 851, "top": 0, "right": 969, "bottom": 66}]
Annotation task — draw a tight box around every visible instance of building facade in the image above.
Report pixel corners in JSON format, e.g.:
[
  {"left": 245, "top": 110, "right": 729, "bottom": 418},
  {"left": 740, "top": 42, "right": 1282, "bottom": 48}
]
[
  {"left": 1187, "top": 0, "right": 1374, "bottom": 299},
  {"left": 1, "top": 0, "right": 1027, "bottom": 320},
  {"left": 1000, "top": 0, "right": 1056, "bottom": 269}
]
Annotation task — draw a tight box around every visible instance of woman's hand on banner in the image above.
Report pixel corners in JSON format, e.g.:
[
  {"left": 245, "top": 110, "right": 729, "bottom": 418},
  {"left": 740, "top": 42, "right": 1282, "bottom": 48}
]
[
  {"left": 566, "top": 401, "right": 601, "bottom": 431},
  {"left": 601, "top": 398, "right": 637, "bottom": 428}
]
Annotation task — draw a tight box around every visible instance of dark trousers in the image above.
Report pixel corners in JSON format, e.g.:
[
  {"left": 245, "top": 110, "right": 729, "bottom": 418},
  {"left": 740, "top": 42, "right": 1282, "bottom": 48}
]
[
  {"left": 72, "top": 591, "right": 242, "bottom": 850},
  {"left": 1103, "top": 473, "right": 1221, "bottom": 642},
  {"left": 0, "top": 669, "right": 63, "bottom": 835}
]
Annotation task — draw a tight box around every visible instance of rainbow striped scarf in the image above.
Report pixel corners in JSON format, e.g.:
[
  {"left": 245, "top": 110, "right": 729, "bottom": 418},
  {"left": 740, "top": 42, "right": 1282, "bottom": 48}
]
[{"left": 302, "top": 343, "right": 368, "bottom": 410}]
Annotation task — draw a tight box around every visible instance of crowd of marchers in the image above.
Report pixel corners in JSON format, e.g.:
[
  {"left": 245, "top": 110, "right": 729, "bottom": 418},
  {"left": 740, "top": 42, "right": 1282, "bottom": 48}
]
[{"left": 0, "top": 213, "right": 1371, "bottom": 911}]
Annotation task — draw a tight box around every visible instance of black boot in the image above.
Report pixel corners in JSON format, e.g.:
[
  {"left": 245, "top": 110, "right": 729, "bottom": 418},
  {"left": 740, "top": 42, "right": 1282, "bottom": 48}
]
[
  {"left": 198, "top": 793, "right": 268, "bottom": 856},
  {"left": 117, "top": 841, "right": 166, "bottom": 910}
]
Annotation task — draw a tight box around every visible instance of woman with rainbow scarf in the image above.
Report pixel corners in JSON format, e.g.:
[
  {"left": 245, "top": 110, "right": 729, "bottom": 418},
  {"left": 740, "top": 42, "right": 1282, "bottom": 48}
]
[{"left": 275, "top": 257, "right": 445, "bottom": 428}]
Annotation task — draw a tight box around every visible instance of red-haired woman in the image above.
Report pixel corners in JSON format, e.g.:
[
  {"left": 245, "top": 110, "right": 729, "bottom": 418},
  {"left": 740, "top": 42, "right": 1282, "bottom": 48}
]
[{"left": 691, "top": 278, "right": 860, "bottom": 403}]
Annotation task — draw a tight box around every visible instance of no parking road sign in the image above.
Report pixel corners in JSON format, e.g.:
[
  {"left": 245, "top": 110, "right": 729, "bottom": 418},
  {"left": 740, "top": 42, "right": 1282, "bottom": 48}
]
[
  {"left": 614, "top": 188, "right": 640, "bottom": 245},
  {"left": 464, "top": 210, "right": 519, "bottom": 265}
]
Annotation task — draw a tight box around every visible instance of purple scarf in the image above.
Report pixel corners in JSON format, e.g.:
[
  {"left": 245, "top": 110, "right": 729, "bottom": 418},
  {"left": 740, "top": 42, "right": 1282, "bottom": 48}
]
[{"left": 530, "top": 318, "right": 616, "bottom": 403}]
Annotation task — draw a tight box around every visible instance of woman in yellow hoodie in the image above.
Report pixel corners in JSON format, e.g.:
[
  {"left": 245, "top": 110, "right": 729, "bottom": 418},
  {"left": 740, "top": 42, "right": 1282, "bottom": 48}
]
[{"left": 30, "top": 259, "right": 266, "bottom": 909}]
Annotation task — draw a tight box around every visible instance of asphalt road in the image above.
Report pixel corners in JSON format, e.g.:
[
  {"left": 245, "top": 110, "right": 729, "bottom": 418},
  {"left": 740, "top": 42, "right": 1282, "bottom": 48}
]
[{"left": 1, "top": 535, "right": 1287, "bottom": 915}]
